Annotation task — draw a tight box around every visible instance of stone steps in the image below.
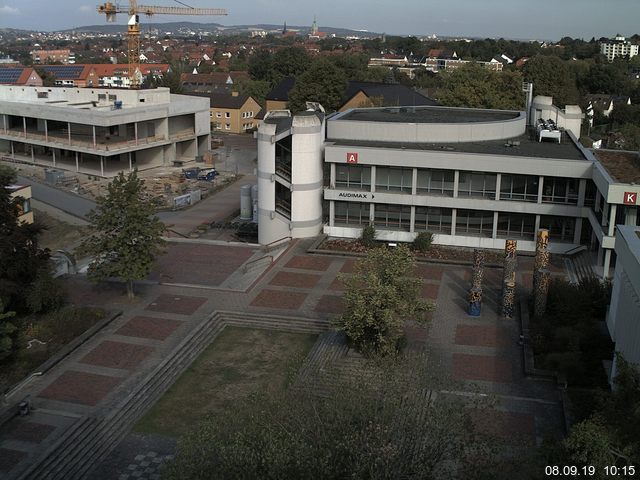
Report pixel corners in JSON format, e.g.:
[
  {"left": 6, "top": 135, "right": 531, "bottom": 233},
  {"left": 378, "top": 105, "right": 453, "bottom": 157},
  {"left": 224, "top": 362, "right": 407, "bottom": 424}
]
[{"left": 219, "top": 311, "right": 328, "bottom": 335}]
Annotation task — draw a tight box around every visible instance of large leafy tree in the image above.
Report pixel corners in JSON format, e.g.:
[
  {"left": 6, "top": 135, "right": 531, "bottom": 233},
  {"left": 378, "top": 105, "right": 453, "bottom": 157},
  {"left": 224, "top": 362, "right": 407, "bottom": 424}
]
[
  {"left": 164, "top": 356, "right": 507, "bottom": 480},
  {"left": 334, "top": 244, "right": 433, "bottom": 356},
  {"left": 81, "top": 171, "right": 165, "bottom": 299},
  {"left": 287, "top": 58, "right": 348, "bottom": 113},
  {"left": 437, "top": 64, "right": 524, "bottom": 110},
  {"left": 522, "top": 55, "right": 580, "bottom": 106}
]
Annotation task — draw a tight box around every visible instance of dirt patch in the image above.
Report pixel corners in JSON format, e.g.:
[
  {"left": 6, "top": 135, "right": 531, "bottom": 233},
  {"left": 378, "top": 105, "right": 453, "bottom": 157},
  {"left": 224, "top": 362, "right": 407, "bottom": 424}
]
[{"left": 34, "top": 208, "right": 89, "bottom": 252}]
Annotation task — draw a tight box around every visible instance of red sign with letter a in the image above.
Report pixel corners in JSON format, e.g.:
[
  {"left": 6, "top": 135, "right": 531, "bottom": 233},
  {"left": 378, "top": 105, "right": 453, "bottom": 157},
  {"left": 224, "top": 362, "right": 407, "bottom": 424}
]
[
  {"left": 346, "top": 152, "right": 358, "bottom": 164},
  {"left": 623, "top": 192, "right": 637, "bottom": 205}
]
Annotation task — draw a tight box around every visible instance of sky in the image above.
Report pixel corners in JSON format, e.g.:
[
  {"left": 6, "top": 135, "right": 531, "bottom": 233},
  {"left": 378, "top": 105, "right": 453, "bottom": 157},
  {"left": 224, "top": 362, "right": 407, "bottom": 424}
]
[{"left": 0, "top": 0, "right": 639, "bottom": 41}]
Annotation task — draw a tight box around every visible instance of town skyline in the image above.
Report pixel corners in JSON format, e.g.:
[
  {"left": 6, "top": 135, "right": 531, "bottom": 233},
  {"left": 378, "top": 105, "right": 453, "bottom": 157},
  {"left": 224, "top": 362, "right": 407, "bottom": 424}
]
[{"left": 0, "top": 0, "right": 639, "bottom": 41}]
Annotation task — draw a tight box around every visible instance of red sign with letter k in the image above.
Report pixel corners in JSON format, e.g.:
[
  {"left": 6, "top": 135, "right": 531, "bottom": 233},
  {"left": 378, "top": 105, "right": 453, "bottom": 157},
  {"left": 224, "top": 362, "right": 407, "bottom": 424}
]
[{"left": 624, "top": 192, "right": 637, "bottom": 205}]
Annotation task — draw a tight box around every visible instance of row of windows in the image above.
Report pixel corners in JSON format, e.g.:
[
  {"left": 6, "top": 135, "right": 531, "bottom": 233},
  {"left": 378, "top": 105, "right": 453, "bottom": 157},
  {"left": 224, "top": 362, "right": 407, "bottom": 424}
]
[
  {"left": 333, "top": 201, "right": 576, "bottom": 241},
  {"left": 335, "top": 165, "right": 581, "bottom": 205},
  {"left": 213, "top": 111, "right": 256, "bottom": 119}
]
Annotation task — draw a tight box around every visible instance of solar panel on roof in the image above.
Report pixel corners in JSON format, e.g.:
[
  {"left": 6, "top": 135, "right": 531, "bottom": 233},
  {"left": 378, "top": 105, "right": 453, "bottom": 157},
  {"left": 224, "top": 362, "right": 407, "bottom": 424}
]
[
  {"left": 0, "top": 68, "right": 23, "bottom": 84},
  {"left": 41, "top": 65, "right": 84, "bottom": 80}
]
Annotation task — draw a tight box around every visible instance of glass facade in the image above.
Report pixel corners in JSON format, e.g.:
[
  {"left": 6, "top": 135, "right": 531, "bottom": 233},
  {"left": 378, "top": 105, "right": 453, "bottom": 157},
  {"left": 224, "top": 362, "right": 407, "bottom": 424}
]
[
  {"left": 542, "top": 177, "right": 578, "bottom": 205},
  {"left": 416, "top": 168, "right": 455, "bottom": 196},
  {"left": 457, "top": 172, "right": 497, "bottom": 199},
  {"left": 539, "top": 215, "right": 576, "bottom": 242},
  {"left": 500, "top": 174, "right": 539, "bottom": 202},
  {"left": 414, "top": 207, "right": 452, "bottom": 233},
  {"left": 375, "top": 167, "right": 413, "bottom": 193},
  {"left": 456, "top": 209, "right": 494, "bottom": 237},
  {"left": 335, "top": 164, "right": 371, "bottom": 190},
  {"left": 334, "top": 201, "right": 368, "bottom": 226},
  {"left": 373, "top": 203, "right": 411, "bottom": 231},
  {"left": 496, "top": 213, "right": 536, "bottom": 239}
]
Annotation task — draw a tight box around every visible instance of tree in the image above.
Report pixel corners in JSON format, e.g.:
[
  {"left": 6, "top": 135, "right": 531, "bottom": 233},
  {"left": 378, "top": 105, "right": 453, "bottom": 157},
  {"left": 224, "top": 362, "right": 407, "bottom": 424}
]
[
  {"left": 164, "top": 356, "right": 505, "bottom": 480},
  {"left": 270, "top": 46, "right": 311, "bottom": 84},
  {"left": 0, "top": 300, "right": 17, "bottom": 362},
  {"left": 80, "top": 171, "right": 165, "bottom": 299},
  {"left": 287, "top": 58, "right": 348, "bottom": 113},
  {"left": 334, "top": 244, "right": 433, "bottom": 356},
  {"left": 437, "top": 64, "right": 524, "bottom": 110},
  {"left": 234, "top": 78, "right": 272, "bottom": 107},
  {"left": 522, "top": 55, "right": 580, "bottom": 106}
]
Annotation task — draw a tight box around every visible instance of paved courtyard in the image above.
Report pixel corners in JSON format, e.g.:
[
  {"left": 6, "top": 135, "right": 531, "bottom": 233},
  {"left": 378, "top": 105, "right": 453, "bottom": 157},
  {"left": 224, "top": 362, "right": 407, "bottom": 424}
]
[{"left": 0, "top": 237, "right": 566, "bottom": 479}]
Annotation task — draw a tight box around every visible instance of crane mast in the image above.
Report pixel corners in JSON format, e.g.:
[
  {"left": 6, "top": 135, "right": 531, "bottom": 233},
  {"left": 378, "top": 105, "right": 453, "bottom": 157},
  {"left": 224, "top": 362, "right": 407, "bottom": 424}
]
[{"left": 97, "top": 1, "right": 227, "bottom": 88}]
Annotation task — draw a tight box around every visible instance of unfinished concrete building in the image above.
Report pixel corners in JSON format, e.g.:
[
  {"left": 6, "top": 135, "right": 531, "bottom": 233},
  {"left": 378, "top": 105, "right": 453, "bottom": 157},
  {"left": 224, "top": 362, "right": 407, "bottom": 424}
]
[{"left": 0, "top": 86, "right": 210, "bottom": 177}]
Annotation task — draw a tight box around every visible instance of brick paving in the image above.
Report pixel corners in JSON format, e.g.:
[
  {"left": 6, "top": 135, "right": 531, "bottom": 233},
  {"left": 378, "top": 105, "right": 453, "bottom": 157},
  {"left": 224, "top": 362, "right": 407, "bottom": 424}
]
[
  {"left": 285, "top": 255, "right": 333, "bottom": 271},
  {"left": 145, "top": 294, "right": 207, "bottom": 315},
  {"left": 415, "top": 264, "right": 444, "bottom": 281},
  {"left": 340, "top": 259, "right": 357, "bottom": 273},
  {"left": 2, "top": 421, "right": 56, "bottom": 444},
  {"left": 328, "top": 276, "right": 346, "bottom": 291},
  {"left": 115, "top": 316, "right": 183, "bottom": 341},
  {"left": 269, "top": 271, "right": 322, "bottom": 289},
  {"left": 250, "top": 289, "right": 307, "bottom": 310},
  {"left": 422, "top": 283, "right": 440, "bottom": 299},
  {"left": 454, "top": 324, "right": 512, "bottom": 348},
  {"left": 451, "top": 353, "right": 514, "bottom": 383},
  {"left": 0, "top": 448, "right": 27, "bottom": 472},
  {"left": 149, "top": 244, "right": 255, "bottom": 286},
  {"left": 314, "top": 295, "right": 345, "bottom": 314},
  {"left": 38, "top": 370, "right": 124, "bottom": 406},
  {"left": 80, "top": 341, "right": 155, "bottom": 370}
]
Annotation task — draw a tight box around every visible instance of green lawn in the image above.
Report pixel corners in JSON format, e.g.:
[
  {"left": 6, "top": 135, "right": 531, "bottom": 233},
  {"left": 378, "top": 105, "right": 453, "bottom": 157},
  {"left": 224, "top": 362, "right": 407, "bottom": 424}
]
[{"left": 134, "top": 327, "right": 318, "bottom": 438}]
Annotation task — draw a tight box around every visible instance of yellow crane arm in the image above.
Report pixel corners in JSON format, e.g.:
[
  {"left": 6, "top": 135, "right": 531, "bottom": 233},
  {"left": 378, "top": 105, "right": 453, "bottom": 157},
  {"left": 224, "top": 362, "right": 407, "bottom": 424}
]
[{"left": 97, "top": 3, "right": 226, "bottom": 17}]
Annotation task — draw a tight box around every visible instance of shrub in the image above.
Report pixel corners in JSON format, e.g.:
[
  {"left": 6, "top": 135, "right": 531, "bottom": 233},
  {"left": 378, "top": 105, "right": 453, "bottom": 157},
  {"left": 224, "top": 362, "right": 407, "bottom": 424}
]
[
  {"left": 413, "top": 231, "right": 434, "bottom": 253},
  {"left": 360, "top": 224, "right": 376, "bottom": 248}
]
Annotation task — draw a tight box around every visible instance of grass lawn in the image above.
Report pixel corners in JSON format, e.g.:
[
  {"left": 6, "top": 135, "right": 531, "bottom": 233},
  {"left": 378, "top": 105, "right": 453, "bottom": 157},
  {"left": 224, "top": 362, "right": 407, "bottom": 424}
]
[
  {"left": 134, "top": 326, "right": 318, "bottom": 438},
  {"left": 0, "top": 306, "right": 106, "bottom": 392}
]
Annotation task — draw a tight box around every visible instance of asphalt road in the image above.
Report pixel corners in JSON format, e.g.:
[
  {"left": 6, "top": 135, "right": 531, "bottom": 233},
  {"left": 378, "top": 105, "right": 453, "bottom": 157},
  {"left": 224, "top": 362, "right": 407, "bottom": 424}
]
[{"left": 18, "top": 175, "right": 96, "bottom": 220}]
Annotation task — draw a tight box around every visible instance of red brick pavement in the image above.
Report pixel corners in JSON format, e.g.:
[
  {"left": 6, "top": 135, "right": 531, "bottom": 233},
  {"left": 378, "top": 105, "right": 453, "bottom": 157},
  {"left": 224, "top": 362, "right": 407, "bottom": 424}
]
[
  {"left": 80, "top": 341, "right": 155, "bottom": 370},
  {"left": 115, "top": 316, "right": 183, "bottom": 341},
  {"left": 452, "top": 353, "right": 513, "bottom": 382},
  {"left": 328, "top": 276, "right": 347, "bottom": 291},
  {"left": 0, "top": 448, "right": 27, "bottom": 472},
  {"left": 422, "top": 283, "right": 440, "bottom": 300},
  {"left": 149, "top": 244, "right": 254, "bottom": 286},
  {"left": 454, "top": 324, "right": 512, "bottom": 348},
  {"left": 145, "top": 294, "right": 207, "bottom": 315},
  {"left": 250, "top": 289, "right": 307, "bottom": 310},
  {"left": 38, "top": 371, "right": 123, "bottom": 406},
  {"left": 285, "top": 255, "right": 333, "bottom": 271},
  {"left": 3, "top": 421, "right": 56, "bottom": 444},
  {"left": 415, "top": 264, "right": 444, "bottom": 281},
  {"left": 314, "top": 295, "right": 344, "bottom": 314},
  {"left": 269, "top": 271, "right": 322, "bottom": 289},
  {"left": 340, "top": 259, "right": 357, "bottom": 273}
]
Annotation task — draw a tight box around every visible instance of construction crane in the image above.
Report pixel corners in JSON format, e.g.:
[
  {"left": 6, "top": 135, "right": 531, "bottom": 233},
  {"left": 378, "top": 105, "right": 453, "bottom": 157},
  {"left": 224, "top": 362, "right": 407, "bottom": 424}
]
[{"left": 97, "top": 1, "right": 227, "bottom": 88}]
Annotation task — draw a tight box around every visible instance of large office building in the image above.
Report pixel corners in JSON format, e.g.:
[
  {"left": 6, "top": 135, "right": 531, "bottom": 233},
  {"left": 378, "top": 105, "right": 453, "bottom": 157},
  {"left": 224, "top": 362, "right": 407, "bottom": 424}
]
[
  {"left": 0, "top": 86, "right": 211, "bottom": 177},
  {"left": 257, "top": 96, "right": 640, "bottom": 277}
]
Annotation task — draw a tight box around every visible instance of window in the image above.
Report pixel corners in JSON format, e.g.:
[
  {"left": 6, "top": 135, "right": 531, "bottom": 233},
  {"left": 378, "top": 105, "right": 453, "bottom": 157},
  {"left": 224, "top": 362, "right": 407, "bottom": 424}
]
[
  {"left": 415, "top": 207, "right": 452, "bottom": 233},
  {"left": 496, "top": 213, "right": 536, "bottom": 239},
  {"left": 335, "top": 201, "right": 368, "bottom": 226},
  {"left": 584, "top": 180, "right": 597, "bottom": 207},
  {"left": 249, "top": 111, "right": 254, "bottom": 117},
  {"left": 375, "top": 167, "right": 412, "bottom": 192},
  {"left": 336, "top": 164, "right": 371, "bottom": 190},
  {"left": 108, "top": 94, "right": 117, "bottom": 101},
  {"left": 37, "top": 92, "right": 48, "bottom": 98},
  {"left": 216, "top": 112, "right": 222, "bottom": 118},
  {"left": 225, "top": 123, "right": 230, "bottom": 130},
  {"left": 457, "top": 171, "right": 497, "bottom": 199},
  {"left": 542, "top": 177, "right": 578, "bottom": 205},
  {"left": 539, "top": 216, "right": 576, "bottom": 242},
  {"left": 416, "top": 168, "right": 454, "bottom": 196},
  {"left": 374, "top": 203, "right": 411, "bottom": 231},
  {"left": 500, "top": 174, "right": 539, "bottom": 202},
  {"left": 456, "top": 209, "right": 493, "bottom": 237},
  {"left": 225, "top": 112, "right": 230, "bottom": 118}
]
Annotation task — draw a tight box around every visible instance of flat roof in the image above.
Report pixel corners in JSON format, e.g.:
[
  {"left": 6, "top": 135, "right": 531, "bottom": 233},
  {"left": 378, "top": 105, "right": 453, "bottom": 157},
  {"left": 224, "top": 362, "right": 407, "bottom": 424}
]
[
  {"left": 329, "top": 131, "right": 587, "bottom": 161},
  {"left": 591, "top": 149, "right": 640, "bottom": 184},
  {"left": 337, "top": 106, "right": 521, "bottom": 124}
]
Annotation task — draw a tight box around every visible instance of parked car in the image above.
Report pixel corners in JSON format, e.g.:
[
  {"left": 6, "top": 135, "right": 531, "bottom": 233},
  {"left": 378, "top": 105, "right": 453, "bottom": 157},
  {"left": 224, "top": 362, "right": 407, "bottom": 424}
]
[
  {"left": 197, "top": 168, "right": 218, "bottom": 182},
  {"left": 183, "top": 167, "right": 200, "bottom": 179}
]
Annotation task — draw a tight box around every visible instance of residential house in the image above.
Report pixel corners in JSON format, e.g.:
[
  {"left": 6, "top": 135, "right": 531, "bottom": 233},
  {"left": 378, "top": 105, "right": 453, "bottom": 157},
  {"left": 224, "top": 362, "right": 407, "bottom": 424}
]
[
  {"left": 201, "top": 92, "right": 261, "bottom": 134},
  {"left": 600, "top": 34, "right": 639, "bottom": 62},
  {"left": 38, "top": 65, "right": 98, "bottom": 87},
  {"left": 265, "top": 76, "right": 296, "bottom": 111},
  {"left": 180, "top": 72, "right": 249, "bottom": 94},
  {"left": 7, "top": 184, "right": 33, "bottom": 224},
  {"left": 31, "top": 49, "right": 75, "bottom": 64},
  {"left": 93, "top": 64, "right": 170, "bottom": 88},
  {"left": 0, "top": 68, "right": 43, "bottom": 87},
  {"left": 587, "top": 94, "right": 632, "bottom": 117},
  {"left": 339, "top": 81, "right": 438, "bottom": 111}
]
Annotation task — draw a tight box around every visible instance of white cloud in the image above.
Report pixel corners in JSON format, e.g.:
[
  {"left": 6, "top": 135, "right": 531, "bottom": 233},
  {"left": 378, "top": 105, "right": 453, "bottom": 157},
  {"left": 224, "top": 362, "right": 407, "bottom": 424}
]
[
  {"left": 79, "top": 5, "right": 91, "bottom": 12},
  {"left": 0, "top": 5, "right": 19, "bottom": 14}
]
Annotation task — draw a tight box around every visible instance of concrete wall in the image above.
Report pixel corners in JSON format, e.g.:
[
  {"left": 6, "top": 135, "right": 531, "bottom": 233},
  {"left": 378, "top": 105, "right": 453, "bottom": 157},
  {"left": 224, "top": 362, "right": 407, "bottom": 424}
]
[
  {"left": 530, "top": 96, "right": 583, "bottom": 138},
  {"left": 169, "top": 114, "right": 194, "bottom": 136}
]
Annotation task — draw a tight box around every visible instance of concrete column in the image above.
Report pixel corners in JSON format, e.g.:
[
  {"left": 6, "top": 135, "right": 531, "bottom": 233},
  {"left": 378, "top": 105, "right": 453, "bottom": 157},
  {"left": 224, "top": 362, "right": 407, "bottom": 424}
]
[
  {"left": 608, "top": 204, "right": 617, "bottom": 236},
  {"left": 492, "top": 211, "right": 498, "bottom": 238},
  {"left": 134, "top": 122, "right": 138, "bottom": 146},
  {"left": 2, "top": 114, "right": 6, "bottom": 133},
  {"left": 603, "top": 249, "right": 612, "bottom": 279},
  {"left": 44, "top": 119, "right": 48, "bottom": 142},
  {"left": 330, "top": 163, "right": 335, "bottom": 188},
  {"left": 10, "top": 141, "right": 14, "bottom": 158},
  {"left": 68, "top": 122, "right": 71, "bottom": 145},
  {"left": 369, "top": 203, "right": 375, "bottom": 223},
  {"left": 75, "top": 151, "right": 79, "bottom": 172},
  {"left": 626, "top": 206, "right": 638, "bottom": 226},
  {"left": 412, "top": 168, "right": 417, "bottom": 195},
  {"left": 453, "top": 170, "right": 459, "bottom": 198},
  {"left": 31, "top": 147, "right": 34, "bottom": 163},
  {"left": 534, "top": 214, "right": 541, "bottom": 236},
  {"left": 329, "top": 201, "right": 335, "bottom": 227},
  {"left": 129, "top": 152, "right": 133, "bottom": 172},
  {"left": 573, "top": 218, "right": 582, "bottom": 244},
  {"left": 410, "top": 206, "right": 416, "bottom": 233},
  {"left": 495, "top": 173, "right": 501, "bottom": 200},
  {"left": 370, "top": 166, "right": 376, "bottom": 193},
  {"left": 537, "top": 176, "right": 544, "bottom": 204},
  {"left": 92, "top": 125, "right": 96, "bottom": 148},
  {"left": 597, "top": 245, "right": 604, "bottom": 266},
  {"left": 52, "top": 148, "right": 56, "bottom": 167},
  {"left": 578, "top": 179, "right": 586, "bottom": 207},
  {"left": 601, "top": 201, "right": 609, "bottom": 227},
  {"left": 100, "top": 156, "right": 104, "bottom": 177},
  {"left": 22, "top": 117, "right": 26, "bottom": 137},
  {"left": 451, "top": 209, "right": 457, "bottom": 236},
  {"left": 595, "top": 190, "right": 601, "bottom": 213}
]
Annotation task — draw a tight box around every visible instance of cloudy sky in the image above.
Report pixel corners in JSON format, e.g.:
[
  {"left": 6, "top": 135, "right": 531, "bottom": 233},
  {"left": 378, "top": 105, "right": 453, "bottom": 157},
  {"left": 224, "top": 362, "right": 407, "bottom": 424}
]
[{"left": 0, "top": 0, "right": 638, "bottom": 40}]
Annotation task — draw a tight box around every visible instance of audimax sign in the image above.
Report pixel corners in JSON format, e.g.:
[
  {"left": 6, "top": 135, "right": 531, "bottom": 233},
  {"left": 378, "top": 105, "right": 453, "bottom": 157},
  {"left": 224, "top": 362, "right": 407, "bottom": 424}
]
[{"left": 337, "top": 192, "right": 372, "bottom": 199}]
